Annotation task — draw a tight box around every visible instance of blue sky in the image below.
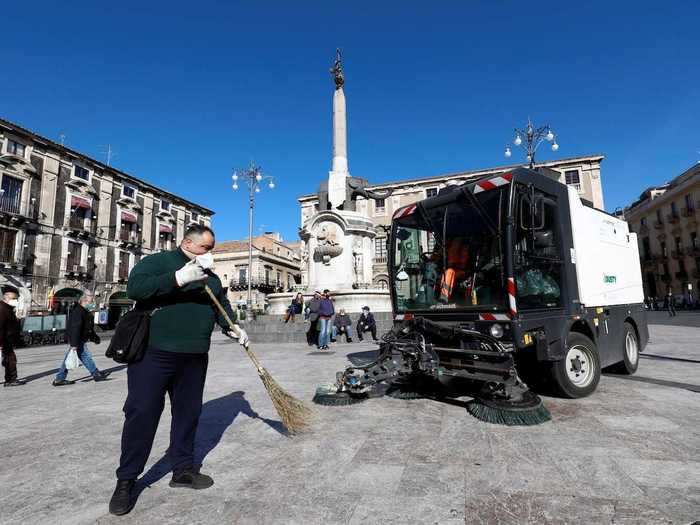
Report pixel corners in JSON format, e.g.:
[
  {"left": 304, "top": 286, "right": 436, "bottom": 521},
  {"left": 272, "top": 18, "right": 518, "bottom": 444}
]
[{"left": 2, "top": 1, "right": 698, "bottom": 241}]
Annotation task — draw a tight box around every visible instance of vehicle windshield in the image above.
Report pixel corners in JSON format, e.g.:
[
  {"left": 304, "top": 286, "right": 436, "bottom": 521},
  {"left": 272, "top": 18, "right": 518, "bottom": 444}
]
[{"left": 391, "top": 186, "right": 507, "bottom": 312}]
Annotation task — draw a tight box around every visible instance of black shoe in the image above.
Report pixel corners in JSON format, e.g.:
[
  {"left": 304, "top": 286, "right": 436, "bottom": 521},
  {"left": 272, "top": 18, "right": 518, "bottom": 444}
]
[
  {"left": 330, "top": 339, "right": 337, "bottom": 343},
  {"left": 52, "top": 379, "right": 75, "bottom": 386},
  {"left": 93, "top": 371, "right": 111, "bottom": 382},
  {"left": 109, "top": 479, "right": 135, "bottom": 515},
  {"left": 347, "top": 338, "right": 353, "bottom": 343},
  {"left": 169, "top": 469, "right": 214, "bottom": 490},
  {"left": 4, "top": 379, "right": 26, "bottom": 387}
]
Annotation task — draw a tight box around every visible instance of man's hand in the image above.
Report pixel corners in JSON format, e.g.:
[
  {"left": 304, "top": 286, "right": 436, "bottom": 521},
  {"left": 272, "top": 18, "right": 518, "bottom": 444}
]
[
  {"left": 224, "top": 325, "right": 249, "bottom": 348},
  {"left": 175, "top": 259, "right": 207, "bottom": 287}
]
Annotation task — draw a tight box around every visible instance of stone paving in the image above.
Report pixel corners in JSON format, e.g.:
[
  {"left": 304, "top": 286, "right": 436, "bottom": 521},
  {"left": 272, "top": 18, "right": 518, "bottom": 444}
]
[{"left": 1, "top": 321, "right": 699, "bottom": 524}]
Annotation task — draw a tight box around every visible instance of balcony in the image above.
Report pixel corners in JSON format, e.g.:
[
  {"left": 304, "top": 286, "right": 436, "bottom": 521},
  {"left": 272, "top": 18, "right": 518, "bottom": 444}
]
[
  {"left": 373, "top": 256, "right": 388, "bottom": 264},
  {"left": 671, "top": 249, "right": 685, "bottom": 259},
  {"left": 118, "top": 229, "right": 141, "bottom": 248},
  {"left": 0, "top": 196, "right": 37, "bottom": 227},
  {"left": 64, "top": 217, "right": 97, "bottom": 238},
  {"left": 228, "top": 273, "right": 284, "bottom": 294},
  {"left": 64, "top": 264, "right": 90, "bottom": 279}
]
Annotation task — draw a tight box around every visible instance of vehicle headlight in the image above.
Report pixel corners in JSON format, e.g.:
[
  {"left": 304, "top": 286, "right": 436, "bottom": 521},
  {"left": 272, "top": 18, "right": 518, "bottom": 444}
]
[{"left": 489, "top": 324, "right": 504, "bottom": 339}]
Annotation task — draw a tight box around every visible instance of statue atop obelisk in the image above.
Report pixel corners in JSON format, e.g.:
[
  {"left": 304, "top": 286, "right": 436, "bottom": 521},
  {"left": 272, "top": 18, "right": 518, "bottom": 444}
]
[{"left": 328, "top": 49, "right": 350, "bottom": 209}]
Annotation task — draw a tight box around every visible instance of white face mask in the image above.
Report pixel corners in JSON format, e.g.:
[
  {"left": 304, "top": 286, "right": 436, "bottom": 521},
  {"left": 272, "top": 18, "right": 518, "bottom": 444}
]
[
  {"left": 6, "top": 299, "right": 18, "bottom": 308},
  {"left": 196, "top": 251, "right": 214, "bottom": 270}
]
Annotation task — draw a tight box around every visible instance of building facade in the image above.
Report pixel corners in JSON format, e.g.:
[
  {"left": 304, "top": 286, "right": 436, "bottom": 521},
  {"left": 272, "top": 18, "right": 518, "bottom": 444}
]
[
  {"left": 624, "top": 162, "right": 700, "bottom": 303},
  {"left": 0, "top": 117, "right": 212, "bottom": 322},
  {"left": 298, "top": 154, "right": 604, "bottom": 289},
  {"left": 211, "top": 232, "right": 302, "bottom": 310}
]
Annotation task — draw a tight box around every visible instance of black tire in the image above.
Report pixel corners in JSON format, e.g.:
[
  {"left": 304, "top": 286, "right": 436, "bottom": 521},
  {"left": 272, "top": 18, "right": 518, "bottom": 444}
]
[
  {"left": 609, "top": 322, "right": 639, "bottom": 375},
  {"left": 547, "top": 332, "right": 601, "bottom": 398}
]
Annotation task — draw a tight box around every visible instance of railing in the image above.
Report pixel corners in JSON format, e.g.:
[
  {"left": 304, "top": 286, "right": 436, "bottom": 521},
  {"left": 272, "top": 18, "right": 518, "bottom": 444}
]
[
  {"left": 0, "top": 195, "right": 22, "bottom": 215},
  {"left": 681, "top": 207, "right": 696, "bottom": 218},
  {"left": 373, "top": 256, "right": 388, "bottom": 264},
  {"left": 567, "top": 183, "right": 582, "bottom": 193},
  {"left": 65, "top": 217, "right": 97, "bottom": 235},
  {"left": 228, "top": 273, "right": 286, "bottom": 292},
  {"left": 119, "top": 229, "right": 140, "bottom": 244}
]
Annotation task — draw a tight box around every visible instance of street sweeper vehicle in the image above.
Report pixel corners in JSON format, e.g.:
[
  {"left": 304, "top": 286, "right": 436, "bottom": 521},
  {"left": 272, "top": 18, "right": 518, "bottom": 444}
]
[{"left": 313, "top": 166, "right": 648, "bottom": 425}]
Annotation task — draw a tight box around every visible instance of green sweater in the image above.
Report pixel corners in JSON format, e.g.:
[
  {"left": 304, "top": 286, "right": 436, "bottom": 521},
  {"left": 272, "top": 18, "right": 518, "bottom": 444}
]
[{"left": 126, "top": 248, "right": 236, "bottom": 353}]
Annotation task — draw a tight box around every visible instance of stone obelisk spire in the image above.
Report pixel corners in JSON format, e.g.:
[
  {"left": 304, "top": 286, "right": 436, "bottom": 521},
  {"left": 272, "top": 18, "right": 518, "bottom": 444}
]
[{"left": 328, "top": 49, "right": 350, "bottom": 209}]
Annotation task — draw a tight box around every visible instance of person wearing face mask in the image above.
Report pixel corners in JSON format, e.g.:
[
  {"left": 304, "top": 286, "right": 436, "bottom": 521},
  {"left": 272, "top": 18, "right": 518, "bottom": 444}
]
[
  {"left": 52, "top": 291, "right": 110, "bottom": 386},
  {"left": 109, "top": 224, "right": 248, "bottom": 516},
  {"left": 0, "top": 285, "right": 25, "bottom": 387}
]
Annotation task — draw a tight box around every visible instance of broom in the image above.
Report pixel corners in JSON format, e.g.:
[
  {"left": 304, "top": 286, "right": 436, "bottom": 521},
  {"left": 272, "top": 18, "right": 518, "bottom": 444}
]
[{"left": 204, "top": 285, "right": 313, "bottom": 434}]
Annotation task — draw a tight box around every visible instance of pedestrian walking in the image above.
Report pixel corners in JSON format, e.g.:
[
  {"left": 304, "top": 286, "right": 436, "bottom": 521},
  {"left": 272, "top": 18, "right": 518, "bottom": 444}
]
[
  {"left": 0, "top": 285, "right": 25, "bottom": 387},
  {"left": 283, "top": 293, "right": 304, "bottom": 323},
  {"left": 356, "top": 306, "right": 379, "bottom": 342},
  {"left": 109, "top": 225, "right": 249, "bottom": 516},
  {"left": 317, "top": 289, "right": 335, "bottom": 350},
  {"left": 667, "top": 289, "right": 677, "bottom": 317},
  {"left": 52, "top": 291, "right": 111, "bottom": 386},
  {"left": 331, "top": 309, "right": 353, "bottom": 343},
  {"left": 305, "top": 291, "right": 321, "bottom": 346}
]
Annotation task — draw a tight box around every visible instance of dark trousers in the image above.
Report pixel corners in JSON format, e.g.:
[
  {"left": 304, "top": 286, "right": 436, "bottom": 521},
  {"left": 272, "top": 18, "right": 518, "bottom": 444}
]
[
  {"left": 306, "top": 319, "right": 319, "bottom": 346},
  {"left": 356, "top": 323, "right": 377, "bottom": 341},
  {"left": 1, "top": 347, "right": 17, "bottom": 382},
  {"left": 116, "top": 348, "right": 209, "bottom": 481}
]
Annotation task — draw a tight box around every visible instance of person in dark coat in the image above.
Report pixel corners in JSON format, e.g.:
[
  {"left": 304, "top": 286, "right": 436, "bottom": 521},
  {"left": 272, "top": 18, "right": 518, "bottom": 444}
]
[
  {"left": 356, "top": 306, "right": 378, "bottom": 342},
  {"left": 331, "top": 308, "right": 353, "bottom": 343},
  {"left": 317, "top": 289, "right": 335, "bottom": 350},
  {"left": 52, "top": 291, "right": 110, "bottom": 386},
  {"left": 305, "top": 291, "right": 322, "bottom": 346},
  {"left": 284, "top": 293, "right": 304, "bottom": 323},
  {"left": 109, "top": 224, "right": 248, "bottom": 516},
  {"left": 0, "top": 285, "right": 25, "bottom": 387},
  {"left": 667, "top": 288, "right": 677, "bottom": 317}
]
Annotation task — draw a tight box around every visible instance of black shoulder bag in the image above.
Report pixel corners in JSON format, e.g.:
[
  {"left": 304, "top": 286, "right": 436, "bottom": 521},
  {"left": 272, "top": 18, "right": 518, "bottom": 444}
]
[{"left": 105, "top": 307, "right": 158, "bottom": 364}]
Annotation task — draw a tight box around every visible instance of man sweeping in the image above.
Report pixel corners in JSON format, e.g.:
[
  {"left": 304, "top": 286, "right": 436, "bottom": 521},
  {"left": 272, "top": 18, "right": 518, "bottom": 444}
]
[{"left": 109, "top": 224, "right": 248, "bottom": 516}]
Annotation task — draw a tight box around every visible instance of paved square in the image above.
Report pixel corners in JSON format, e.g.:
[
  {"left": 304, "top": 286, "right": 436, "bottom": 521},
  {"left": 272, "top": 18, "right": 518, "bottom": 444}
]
[{"left": 1, "top": 322, "right": 699, "bottom": 524}]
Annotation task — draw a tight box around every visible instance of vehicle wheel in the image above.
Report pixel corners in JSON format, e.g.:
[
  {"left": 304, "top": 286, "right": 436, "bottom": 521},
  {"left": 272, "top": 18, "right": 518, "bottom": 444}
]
[
  {"left": 609, "top": 322, "right": 639, "bottom": 375},
  {"left": 548, "top": 332, "right": 601, "bottom": 398}
]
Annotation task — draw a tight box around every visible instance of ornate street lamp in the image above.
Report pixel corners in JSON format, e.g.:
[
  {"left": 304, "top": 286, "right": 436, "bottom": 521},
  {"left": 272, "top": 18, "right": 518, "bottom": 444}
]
[
  {"left": 504, "top": 119, "right": 559, "bottom": 168},
  {"left": 232, "top": 162, "right": 275, "bottom": 309}
]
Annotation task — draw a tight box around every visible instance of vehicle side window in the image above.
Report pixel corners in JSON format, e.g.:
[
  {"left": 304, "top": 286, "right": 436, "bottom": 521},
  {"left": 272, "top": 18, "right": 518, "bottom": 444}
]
[{"left": 514, "top": 186, "right": 562, "bottom": 309}]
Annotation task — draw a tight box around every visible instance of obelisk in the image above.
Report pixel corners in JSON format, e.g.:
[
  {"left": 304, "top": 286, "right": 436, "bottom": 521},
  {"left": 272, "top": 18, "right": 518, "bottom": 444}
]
[{"left": 328, "top": 49, "right": 350, "bottom": 209}]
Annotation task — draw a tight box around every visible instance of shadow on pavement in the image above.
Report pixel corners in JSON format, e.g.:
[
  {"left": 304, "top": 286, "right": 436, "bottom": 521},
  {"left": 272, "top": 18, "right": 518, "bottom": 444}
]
[
  {"left": 604, "top": 372, "right": 700, "bottom": 393},
  {"left": 133, "top": 390, "right": 284, "bottom": 499},
  {"left": 19, "top": 364, "right": 128, "bottom": 384}
]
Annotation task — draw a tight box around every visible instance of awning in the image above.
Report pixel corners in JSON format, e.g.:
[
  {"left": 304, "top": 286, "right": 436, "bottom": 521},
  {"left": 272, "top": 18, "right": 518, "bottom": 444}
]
[
  {"left": 71, "top": 195, "right": 91, "bottom": 209},
  {"left": 159, "top": 224, "right": 173, "bottom": 233},
  {"left": 121, "top": 211, "right": 137, "bottom": 223}
]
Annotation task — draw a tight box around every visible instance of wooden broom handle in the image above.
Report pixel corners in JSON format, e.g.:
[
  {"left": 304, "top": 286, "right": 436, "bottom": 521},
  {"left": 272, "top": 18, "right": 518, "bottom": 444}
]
[{"left": 204, "top": 285, "right": 262, "bottom": 371}]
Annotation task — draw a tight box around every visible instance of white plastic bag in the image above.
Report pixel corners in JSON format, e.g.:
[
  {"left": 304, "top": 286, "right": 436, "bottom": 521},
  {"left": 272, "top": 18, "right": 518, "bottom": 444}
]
[{"left": 64, "top": 348, "right": 81, "bottom": 370}]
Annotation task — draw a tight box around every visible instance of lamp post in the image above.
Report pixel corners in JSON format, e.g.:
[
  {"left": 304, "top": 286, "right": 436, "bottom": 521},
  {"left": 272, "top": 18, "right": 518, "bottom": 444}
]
[
  {"left": 232, "top": 162, "right": 275, "bottom": 309},
  {"left": 504, "top": 119, "right": 559, "bottom": 168}
]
